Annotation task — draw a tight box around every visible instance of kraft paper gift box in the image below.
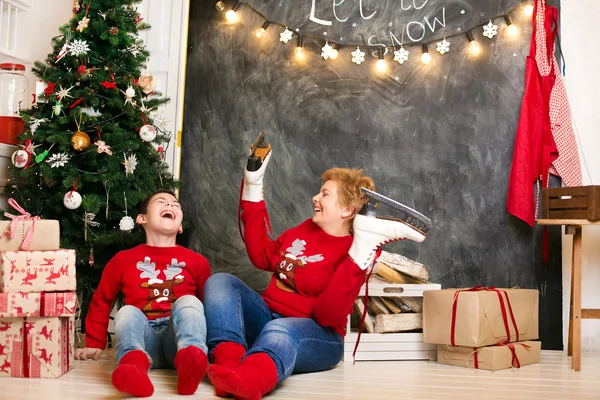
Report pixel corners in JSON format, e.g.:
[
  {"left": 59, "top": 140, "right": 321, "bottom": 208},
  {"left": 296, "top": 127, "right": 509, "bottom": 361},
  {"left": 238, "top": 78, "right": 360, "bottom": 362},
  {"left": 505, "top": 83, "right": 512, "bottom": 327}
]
[
  {"left": 437, "top": 341, "right": 542, "bottom": 371},
  {"left": 0, "top": 292, "right": 77, "bottom": 318},
  {"left": 0, "top": 316, "right": 74, "bottom": 378},
  {"left": 0, "top": 220, "right": 60, "bottom": 252},
  {"left": 423, "top": 287, "right": 539, "bottom": 347},
  {"left": 0, "top": 249, "right": 76, "bottom": 293}
]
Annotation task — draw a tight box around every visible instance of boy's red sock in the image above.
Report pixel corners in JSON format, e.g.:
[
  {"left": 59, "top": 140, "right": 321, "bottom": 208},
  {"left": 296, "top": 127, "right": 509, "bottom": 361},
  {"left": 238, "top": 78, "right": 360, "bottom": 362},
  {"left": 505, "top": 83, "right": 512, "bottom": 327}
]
[
  {"left": 207, "top": 352, "right": 278, "bottom": 400},
  {"left": 210, "top": 342, "right": 246, "bottom": 397},
  {"left": 174, "top": 346, "right": 208, "bottom": 395},
  {"left": 111, "top": 350, "right": 154, "bottom": 397}
]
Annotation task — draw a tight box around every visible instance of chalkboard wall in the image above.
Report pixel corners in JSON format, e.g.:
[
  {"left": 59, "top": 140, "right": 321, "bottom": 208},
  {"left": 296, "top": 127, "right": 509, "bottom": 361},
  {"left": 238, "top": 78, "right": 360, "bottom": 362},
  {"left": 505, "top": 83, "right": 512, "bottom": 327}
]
[{"left": 179, "top": 0, "right": 563, "bottom": 350}]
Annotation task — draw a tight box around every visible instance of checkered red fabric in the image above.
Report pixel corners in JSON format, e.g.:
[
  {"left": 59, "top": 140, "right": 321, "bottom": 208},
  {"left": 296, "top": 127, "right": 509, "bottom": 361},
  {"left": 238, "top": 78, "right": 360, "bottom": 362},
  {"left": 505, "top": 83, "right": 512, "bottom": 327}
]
[{"left": 534, "top": 0, "right": 582, "bottom": 187}]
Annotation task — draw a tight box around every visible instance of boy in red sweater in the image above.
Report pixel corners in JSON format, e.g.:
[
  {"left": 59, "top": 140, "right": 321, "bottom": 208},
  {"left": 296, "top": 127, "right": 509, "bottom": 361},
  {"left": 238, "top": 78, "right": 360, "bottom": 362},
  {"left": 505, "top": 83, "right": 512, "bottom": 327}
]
[
  {"left": 204, "top": 139, "right": 426, "bottom": 400},
  {"left": 75, "top": 191, "right": 211, "bottom": 397}
]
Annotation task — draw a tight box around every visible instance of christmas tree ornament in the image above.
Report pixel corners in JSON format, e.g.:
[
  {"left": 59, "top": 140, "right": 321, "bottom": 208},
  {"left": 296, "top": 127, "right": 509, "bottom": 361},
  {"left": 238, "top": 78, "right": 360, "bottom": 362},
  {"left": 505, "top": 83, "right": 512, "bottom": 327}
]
[
  {"left": 76, "top": 16, "right": 90, "bottom": 32},
  {"left": 72, "top": 130, "right": 91, "bottom": 151},
  {"left": 351, "top": 47, "right": 365, "bottom": 65},
  {"left": 64, "top": 190, "right": 82, "bottom": 210},
  {"left": 11, "top": 150, "right": 29, "bottom": 168},
  {"left": 138, "top": 74, "right": 156, "bottom": 94},
  {"left": 29, "top": 117, "right": 46, "bottom": 134},
  {"left": 119, "top": 193, "right": 135, "bottom": 232},
  {"left": 109, "top": 26, "right": 119, "bottom": 35},
  {"left": 73, "top": 2, "right": 80, "bottom": 13},
  {"left": 95, "top": 139, "right": 113, "bottom": 155},
  {"left": 69, "top": 39, "right": 90, "bottom": 56},
  {"left": 57, "top": 85, "right": 74, "bottom": 100},
  {"left": 83, "top": 212, "right": 100, "bottom": 242},
  {"left": 123, "top": 85, "right": 136, "bottom": 106},
  {"left": 47, "top": 152, "right": 71, "bottom": 168},
  {"left": 139, "top": 124, "right": 157, "bottom": 142},
  {"left": 35, "top": 143, "right": 56, "bottom": 163},
  {"left": 52, "top": 101, "right": 63, "bottom": 117},
  {"left": 122, "top": 153, "right": 138, "bottom": 176}
]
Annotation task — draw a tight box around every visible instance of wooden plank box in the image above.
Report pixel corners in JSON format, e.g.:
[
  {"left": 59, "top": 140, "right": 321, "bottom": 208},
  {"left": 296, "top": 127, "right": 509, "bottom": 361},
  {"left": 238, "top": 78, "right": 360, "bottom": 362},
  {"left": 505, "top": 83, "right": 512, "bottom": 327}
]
[
  {"left": 542, "top": 186, "right": 600, "bottom": 220},
  {"left": 344, "top": 283, "right": 441, "bottom": 362}
]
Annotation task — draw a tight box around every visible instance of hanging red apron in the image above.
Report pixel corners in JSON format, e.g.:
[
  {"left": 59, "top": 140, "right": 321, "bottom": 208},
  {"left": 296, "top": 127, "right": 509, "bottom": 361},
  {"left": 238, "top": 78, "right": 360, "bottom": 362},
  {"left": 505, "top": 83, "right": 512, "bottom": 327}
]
[{"left": 506, "top": 0, "right": 559, "bottom": 229}]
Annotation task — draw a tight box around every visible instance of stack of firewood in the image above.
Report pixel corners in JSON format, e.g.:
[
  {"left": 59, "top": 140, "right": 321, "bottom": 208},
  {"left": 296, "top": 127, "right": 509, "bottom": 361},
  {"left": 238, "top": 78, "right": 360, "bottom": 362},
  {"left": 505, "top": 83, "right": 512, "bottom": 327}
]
[{"left": 352, "top": 251, "right": 430, "bottom": 334}]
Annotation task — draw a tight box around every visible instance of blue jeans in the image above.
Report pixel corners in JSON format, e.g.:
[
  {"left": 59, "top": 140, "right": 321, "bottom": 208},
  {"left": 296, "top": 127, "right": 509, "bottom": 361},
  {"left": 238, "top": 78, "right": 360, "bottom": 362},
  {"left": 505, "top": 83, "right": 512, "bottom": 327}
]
[
  {"left": 204, "top": 273, "right": 344, "bottom": 386},
  {"left": 114, "top": 295, "right": 208, "bottom": 368}
]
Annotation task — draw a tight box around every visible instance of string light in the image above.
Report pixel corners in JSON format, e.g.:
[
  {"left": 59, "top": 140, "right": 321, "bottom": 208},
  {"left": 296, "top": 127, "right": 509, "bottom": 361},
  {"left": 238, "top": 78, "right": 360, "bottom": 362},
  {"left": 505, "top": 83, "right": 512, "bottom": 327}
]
[
  {"left": 218, "top": 1, "right": 532, "bottom": 68},
  {"left": 256, "top": 20, "right": 270, "bottom": 38},
  {"left": 504, "top": 15, "right": 518, "bottom": 36},
  {"left": 225, "top": 2, "right": 242, "bottom": 22},
  {"left": 375, "top": 48, "right": 387, "bottom": 72},
  {"left": 420, "top": 44, "right": 431, "bottom": 64},
  {"left": 466, "top": 31, "right": 480, "bottom": 55}
]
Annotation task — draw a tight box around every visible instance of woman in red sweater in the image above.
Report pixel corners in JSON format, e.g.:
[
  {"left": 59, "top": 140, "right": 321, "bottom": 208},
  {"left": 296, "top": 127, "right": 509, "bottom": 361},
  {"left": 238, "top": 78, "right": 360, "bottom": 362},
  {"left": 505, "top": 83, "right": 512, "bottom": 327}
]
[{"left": 204, "top": 139, "right": 426, "bottom": 400}]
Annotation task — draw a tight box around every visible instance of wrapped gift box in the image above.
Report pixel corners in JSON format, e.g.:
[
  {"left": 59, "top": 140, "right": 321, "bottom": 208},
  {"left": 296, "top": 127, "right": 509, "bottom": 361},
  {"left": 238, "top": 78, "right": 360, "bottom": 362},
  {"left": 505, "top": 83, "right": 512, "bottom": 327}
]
[
  {"left": 0, "top": 316, "right": 74, "bottom": 378},
  {"left": 0, "top": 292, "right": 77, "bottom": 317},
  {"left": 423, "top": 287, "right": 539, "bottom": 347},
  {"left": 0, "top": 249, "right": 76, "bottom": 293},
  {"left": 437, "top": 341, "right": 541, "bottom": 371},
  {"left": 0, "top": 220, "right": 60, "bottom": 252}
]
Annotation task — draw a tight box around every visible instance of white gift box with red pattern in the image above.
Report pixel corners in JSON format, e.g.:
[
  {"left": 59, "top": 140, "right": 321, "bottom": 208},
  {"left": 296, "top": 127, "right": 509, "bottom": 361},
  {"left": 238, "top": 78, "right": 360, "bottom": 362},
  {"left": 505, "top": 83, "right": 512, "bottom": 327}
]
[
  {"left": 0, "top": 292, "right": 77, "bottom": 318},
  {"left": 0, "top": 316, "right": 74, "bottom": 378},
  {"left": 0, "top": 250, "right": 76, "bottom": 293}
]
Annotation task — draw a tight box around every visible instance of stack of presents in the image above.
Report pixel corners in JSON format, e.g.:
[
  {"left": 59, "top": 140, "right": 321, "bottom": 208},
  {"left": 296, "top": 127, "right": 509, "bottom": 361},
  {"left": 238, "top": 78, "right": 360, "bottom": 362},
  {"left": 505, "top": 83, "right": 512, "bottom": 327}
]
[
  {"left": 0, "top": 199, "right": 76, "bottom": 378},
  {"left": 423, "top": 287, "right": 541, "bottom": 371}
]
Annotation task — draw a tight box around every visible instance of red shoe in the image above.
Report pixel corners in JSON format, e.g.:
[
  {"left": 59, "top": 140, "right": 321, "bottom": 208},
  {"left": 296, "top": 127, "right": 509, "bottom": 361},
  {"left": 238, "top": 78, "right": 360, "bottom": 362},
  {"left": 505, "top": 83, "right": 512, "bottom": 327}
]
[
  {"left": 111, "top": 350, "right": 154, "bottom": 397},
  {"left": 208, "top": 352, "right": 278, "bottom": 400},
  {"left": 174, "top": 346, "right": 208, "bottom": 395}
]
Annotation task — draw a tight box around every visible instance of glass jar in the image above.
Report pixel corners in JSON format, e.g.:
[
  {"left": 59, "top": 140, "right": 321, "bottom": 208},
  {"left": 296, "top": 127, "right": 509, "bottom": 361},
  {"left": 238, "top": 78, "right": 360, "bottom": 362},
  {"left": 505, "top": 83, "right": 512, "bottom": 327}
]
[{"left": 0, "top": 63, "right": 28, "bottom": 144}]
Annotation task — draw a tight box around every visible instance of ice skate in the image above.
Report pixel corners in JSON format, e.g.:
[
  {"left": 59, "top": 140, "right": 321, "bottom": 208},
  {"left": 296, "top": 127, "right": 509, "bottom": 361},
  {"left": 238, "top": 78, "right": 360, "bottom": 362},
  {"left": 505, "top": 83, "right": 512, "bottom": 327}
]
[{"left": 246, "top": 132, "right": 272, "bottom": 172}]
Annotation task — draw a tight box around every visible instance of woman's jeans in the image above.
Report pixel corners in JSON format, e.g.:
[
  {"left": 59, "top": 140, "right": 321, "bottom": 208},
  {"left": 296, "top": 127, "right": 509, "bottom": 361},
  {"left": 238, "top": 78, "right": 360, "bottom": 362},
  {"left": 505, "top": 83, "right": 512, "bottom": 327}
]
[
  {"left": 204, "top": 273, "right": 344, "bottom": 386},
  {"left": 114, "top": 295, "right": 208, "bottom": 368}
]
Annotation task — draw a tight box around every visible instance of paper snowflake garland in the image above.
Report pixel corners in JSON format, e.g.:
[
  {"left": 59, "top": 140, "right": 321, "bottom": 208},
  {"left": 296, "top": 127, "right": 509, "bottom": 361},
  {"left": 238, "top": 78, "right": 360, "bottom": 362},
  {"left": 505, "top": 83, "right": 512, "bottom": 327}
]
[
  {"left": 351, "top": 47, "right": 365, "bottom": 65},
  {"left": 394, "top": 47, "right": 409, "bottom": 64},
  {"left": 321, "top": 42, "right": 333, "bottom": 60},
  {"left": 436, "top": 39, "right": 450, "bottom": 55},
  {"left": 47, "top": 153, "right": 71, "bottom": 168},
  {"left": 69, "top": 39, "right": 90, "bottom": 56},
  {"left": 76, "top": 17, "right": 90, "bottom": 32},
  {"left": 279, "top": 28, "right": 293, "bottom": 44},
  {"left": 123, "top": 153, "right": 138, "bottom": 176},
  {"left": 483, "top": 20, "right": 498, "bottom": 39}
]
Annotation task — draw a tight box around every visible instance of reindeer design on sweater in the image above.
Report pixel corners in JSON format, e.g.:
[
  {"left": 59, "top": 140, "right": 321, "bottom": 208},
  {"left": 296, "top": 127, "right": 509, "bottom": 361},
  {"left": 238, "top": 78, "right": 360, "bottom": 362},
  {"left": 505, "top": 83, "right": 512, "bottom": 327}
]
[
  {"left": 276, "top": 239, "right": 324, "bottom": 293},
  {"left": 137, "top": 257, "right": 186, "bottom": 317}
]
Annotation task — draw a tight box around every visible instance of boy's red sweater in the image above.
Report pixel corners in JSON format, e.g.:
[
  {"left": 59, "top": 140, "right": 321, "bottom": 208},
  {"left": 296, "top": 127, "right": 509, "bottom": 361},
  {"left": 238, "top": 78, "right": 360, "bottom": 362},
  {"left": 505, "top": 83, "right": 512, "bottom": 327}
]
[{"left": 85, "top": 244, "right": 211, "bottom": 349}]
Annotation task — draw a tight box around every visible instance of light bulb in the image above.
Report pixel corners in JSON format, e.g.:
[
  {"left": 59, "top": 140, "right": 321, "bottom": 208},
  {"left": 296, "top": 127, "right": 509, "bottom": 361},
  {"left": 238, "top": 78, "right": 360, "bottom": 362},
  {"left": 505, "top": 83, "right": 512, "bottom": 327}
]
[
  {"left": 225, "top": 10, "right": 238, "bottom": 21},
  {"left": 256, "top": 28, "right": 265, "bottom": 38},
  {"left": 420, "top": 44, "right": 431, "bottom": 64},
  {"left": 375, "top": 49, "right": 387, "bottom": 71},
  {"left": 329, "top": 48, "right": 339, "bottom": 59},
  {"left": 215, "top": 1, "right": 225, "bottom": 12},
  {"left": 507, "top": 24, "right": 518, "bottom": 36},
  {"left": 466, "top": 32, "right": 480, "bottom": 55},
  {"left": 524, "top": 4, "right": 534, "bottom": 16},
  {"left": 295, "top": 36, "right": 304, "bottom": 59}
]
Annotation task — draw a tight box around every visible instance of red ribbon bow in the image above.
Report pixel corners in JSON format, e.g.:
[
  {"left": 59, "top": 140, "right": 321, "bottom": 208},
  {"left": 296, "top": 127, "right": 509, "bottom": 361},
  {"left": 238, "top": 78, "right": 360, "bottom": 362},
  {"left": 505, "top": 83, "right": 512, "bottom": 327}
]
[
  {"left": 450, "top": 285, "right": 520, "bottom": 347},
  {"left": 2, "top": 198, "right": 40, "bottom": 251}
]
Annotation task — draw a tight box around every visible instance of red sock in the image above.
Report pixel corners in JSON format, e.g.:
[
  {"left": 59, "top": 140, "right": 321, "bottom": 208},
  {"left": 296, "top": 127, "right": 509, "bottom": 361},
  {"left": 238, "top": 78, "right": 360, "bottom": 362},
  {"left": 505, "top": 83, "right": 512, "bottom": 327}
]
[
  {"left": 174, "top": 346, "right": 208, "bottom": 395},
  {"left": 111, "top": 350, "right": 154, "bottom": 397},
  {"left": 210, "top": 342, "right": 246, "bottom": 398},
  {"left": 208, "top": 353, "right": 278, "bottom": 400}
]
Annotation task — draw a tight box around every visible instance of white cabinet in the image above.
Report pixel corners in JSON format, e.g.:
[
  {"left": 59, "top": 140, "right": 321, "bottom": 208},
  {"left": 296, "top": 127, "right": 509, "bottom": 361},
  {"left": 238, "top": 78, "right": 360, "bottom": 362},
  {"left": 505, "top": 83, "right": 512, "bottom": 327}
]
[{"left": 0, "top": 0, "right": 32, "bottom": 61}]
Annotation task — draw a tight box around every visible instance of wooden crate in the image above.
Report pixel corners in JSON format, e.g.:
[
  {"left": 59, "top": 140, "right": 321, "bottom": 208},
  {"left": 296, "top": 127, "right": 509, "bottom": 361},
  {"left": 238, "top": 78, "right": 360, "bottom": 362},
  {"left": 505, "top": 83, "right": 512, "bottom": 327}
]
[
  {"left": 542, "top": 186, "right": 600, "bottom": 220},
  {"left": 344, "top": 282, "right": 441, "bottom": 362}
]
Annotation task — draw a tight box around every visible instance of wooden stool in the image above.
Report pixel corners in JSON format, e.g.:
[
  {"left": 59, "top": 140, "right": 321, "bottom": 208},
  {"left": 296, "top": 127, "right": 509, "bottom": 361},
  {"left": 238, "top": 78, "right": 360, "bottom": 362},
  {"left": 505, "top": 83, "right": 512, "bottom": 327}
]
[{"left": 537, "top": 219, "right": 600, "bottom": 371}]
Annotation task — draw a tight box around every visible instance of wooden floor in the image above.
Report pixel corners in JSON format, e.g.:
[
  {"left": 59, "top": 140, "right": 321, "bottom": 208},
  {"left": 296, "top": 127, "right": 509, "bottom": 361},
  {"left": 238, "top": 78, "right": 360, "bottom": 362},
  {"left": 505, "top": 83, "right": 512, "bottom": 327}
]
[{"left": 3, "top": 349, "right": 600, "bottom": 399}]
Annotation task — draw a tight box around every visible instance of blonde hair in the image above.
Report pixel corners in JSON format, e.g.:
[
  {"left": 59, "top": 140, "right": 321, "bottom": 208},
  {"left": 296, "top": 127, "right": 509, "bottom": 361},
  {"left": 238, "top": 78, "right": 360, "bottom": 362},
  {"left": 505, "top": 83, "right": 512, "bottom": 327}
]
[{"left": 321, "top": 168, "right": 375, "bottom": 220}]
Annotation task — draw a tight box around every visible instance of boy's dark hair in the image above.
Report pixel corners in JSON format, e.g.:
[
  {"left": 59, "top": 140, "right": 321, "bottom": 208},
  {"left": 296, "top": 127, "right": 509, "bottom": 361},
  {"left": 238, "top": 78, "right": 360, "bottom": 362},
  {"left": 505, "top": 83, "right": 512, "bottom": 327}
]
[{"left": 137, "top": 190, "right": 178, "bottom": 215}]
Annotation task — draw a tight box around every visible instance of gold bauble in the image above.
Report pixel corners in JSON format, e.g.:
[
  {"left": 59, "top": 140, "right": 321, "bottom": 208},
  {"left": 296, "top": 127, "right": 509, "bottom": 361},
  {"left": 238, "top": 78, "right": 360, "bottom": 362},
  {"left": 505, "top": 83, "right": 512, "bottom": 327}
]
[
  {"left": 215, "top": 1, "right": 225, "bottom": 11},
  {"left": 71, "top": 130, "right": 91, "bottom": 151}
]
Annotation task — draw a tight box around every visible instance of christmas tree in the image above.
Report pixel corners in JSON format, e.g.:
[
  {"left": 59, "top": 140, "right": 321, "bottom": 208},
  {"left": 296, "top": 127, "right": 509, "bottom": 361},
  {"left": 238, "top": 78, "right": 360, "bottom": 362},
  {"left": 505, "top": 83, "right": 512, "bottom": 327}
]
[{"left": 8, "top": 0, "right": 177, "bottom": 315}]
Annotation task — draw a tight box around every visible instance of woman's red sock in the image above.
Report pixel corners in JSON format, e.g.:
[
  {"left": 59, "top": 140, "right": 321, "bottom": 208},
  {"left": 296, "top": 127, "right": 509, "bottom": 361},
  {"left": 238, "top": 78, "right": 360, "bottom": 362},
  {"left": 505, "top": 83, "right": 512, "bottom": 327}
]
[
  {"left": 111, "top": 350, "right": 154, "bottom": 397},
  {"left": 174, "top": 346, "right": 208, "bottom": 395},
  {"left": 208, "top": 352, "right": 278, "bottom": 400},
  {"left": 211, "top": 342, "right": 247, "bottom": 397}
]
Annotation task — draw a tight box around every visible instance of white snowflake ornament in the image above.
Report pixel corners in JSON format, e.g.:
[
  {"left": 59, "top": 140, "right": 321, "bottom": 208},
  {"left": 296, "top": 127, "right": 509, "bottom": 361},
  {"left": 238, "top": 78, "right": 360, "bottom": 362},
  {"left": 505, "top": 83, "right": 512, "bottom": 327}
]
[
  {"left": 483, "top": 20, "right": 498, "bottom": 39},
  {"left": 321, "top": 42, "right": 333, "bottom": 60},
  {"left": 122, "top": 85, "right": 136, "bottom": 106},
  {"left": 119, "top": 216, "right": 135, "bottom": 232},
  {"left": 351, "top": 47, "right": 365, "bottom": 65},
  {"left": 279, "top": 28, "right": 293, "bottom": 44},
  {"left": 394, "top": 47, "right": 409, "bottom": 64},
  {"left": 436, "top": 39, "right": 450, "bottom": 54},
  {"left": 57, "top": 85, "right": 74, "bottom": 100},
  {"left": 30, "top": 118, "right": 46, "bottom": 134},
  {"left": 47, "top": 152, "right": 71, "bottom": 168},
  {"left": 69, "top": 39, "right": 90, "bottom": 56},
  {"left": 123, "top": 153, "right": 138, "bottom": 176}
]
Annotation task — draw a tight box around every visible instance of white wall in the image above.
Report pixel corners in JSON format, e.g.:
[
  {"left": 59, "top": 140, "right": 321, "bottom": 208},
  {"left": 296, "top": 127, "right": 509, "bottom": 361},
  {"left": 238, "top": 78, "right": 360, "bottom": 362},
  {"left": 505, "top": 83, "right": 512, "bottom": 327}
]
[{"left": 561, "top": 0, "right": 600, "bottom": 352}]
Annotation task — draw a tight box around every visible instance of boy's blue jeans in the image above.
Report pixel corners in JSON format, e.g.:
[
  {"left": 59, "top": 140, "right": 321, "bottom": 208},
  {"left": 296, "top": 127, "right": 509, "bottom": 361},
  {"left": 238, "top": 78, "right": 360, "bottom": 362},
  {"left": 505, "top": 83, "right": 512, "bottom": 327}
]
[
  {"left": 204, "top": 273, "right": 344, "bottom": 386},
  {"left": 114, "top": 295, "right": 208, "bottom": 368}
]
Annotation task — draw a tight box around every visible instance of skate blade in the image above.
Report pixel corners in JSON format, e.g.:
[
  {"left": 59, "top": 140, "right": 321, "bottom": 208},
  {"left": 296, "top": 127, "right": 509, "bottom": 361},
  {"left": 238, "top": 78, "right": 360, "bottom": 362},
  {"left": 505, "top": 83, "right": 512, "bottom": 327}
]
[
  {"left": 360, "top": 187, "right": 431, "bottom": 235},
  {"left": 249, "top": 131, "right": 272, "bottom": 161}
]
